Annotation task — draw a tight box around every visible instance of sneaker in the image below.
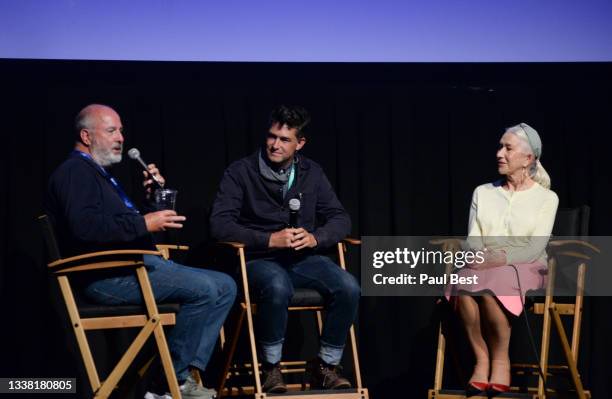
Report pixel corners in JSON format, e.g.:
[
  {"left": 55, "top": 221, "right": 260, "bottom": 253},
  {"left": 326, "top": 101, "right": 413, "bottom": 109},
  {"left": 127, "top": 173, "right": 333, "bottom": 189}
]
[
  {"left": 261, "top": 362, "right": 287, "bottom": 393},
  {"left": 178, "top": 375, "right": 217, "bottom": 399},
  {"left": 144, "top": 392, "right": 172, "bottom": 399},
  {"left": 308, "top": 358, "right": 351, "bottom": 390}
]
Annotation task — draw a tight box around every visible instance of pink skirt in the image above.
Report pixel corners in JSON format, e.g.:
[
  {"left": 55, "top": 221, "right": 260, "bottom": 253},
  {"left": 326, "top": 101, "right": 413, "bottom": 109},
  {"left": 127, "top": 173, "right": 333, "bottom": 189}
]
[{"left": 445, "top": 261, "right": 547, "bottom": 316}]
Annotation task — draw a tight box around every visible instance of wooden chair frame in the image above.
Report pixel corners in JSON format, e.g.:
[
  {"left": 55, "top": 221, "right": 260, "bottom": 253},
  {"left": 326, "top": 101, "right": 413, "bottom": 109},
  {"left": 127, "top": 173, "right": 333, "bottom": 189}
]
[
  {"left": 427, "top": 238, "right": 600, "bottom": 399},
  {"left": 39, "top": 216, "right": 192, "bottom": 399},
  {"left": 216, "top": 239, "right": 368, "bottom": 399}
]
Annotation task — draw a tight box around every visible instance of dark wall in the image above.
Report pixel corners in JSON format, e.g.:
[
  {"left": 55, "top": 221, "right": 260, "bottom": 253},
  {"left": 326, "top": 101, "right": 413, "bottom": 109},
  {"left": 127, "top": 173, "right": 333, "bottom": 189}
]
[{"left": 1, "top": 60, "right": 611, "bottom": 397}]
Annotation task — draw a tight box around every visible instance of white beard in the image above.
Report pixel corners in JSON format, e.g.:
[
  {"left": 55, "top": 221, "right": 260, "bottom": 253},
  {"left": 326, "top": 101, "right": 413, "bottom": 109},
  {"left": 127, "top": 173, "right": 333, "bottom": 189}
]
[{"left": 91, "top": 145, "right": 122, "bottom": 167}]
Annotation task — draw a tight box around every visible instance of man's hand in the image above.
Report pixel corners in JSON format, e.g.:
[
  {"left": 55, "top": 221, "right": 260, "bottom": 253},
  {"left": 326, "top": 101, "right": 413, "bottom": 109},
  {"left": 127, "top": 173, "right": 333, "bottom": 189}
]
[
  {"left": 144, "top": 210, "right": 185, "bottom": 232},
  {"left": 143, "top": 163, "right": 165, "bottom": 198},
  {"left": 268, "top": 228, "right": 318, "bottom": 250},
  {"left": 289, "top": 227, "right": 318, "bottom": 250},
  {"left": 268, "top": 228, "right": 296, "bottom": 249}
]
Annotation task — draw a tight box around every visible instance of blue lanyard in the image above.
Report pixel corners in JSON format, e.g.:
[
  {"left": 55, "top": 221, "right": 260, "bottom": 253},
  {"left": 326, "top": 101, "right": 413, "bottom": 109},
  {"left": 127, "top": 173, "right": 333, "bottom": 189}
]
[{"left": 73, "top": 151, "right": 140, "bottom": 214}]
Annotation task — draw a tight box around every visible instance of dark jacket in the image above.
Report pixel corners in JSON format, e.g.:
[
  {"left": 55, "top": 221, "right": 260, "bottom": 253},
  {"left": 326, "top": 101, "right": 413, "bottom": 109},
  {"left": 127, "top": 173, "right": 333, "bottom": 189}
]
[
  {"left": 45, "top": 152, "right": 153, "bottom": 258},
  {"left": 210, "top": 151, "right": 351, "bottom": 254}
]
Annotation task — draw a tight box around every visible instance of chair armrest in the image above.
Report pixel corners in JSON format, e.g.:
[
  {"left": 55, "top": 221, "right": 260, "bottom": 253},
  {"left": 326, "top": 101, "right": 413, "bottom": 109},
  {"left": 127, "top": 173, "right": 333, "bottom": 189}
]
[
  {"left": 554, "top": 251, "right": 592, "bottom": 260},
  {"left": 429, "top": 238, "right": 462, "bottom": 252},
  {"left": 48, "top": 249, "right": 162, "bottom": 273},
  {"left": 546, "top": 239, "right": 600, "bottom": 262},
  {"left": 156, "top": 244, "right": 189, "bottom": 260},
  {"left": 216, "top": 239, "right": 359, "bottom": 249},
  {"left": 216, "top": 241, "right": 246, "bottom": 249},
  {"left": 549, "top": 239, "right": 600, "bottom": 253},
  {"left": 343, "top": 238, "right": 361, "bottom": 246},
  {"left": 156, "top": 244, "right": 189, "bottom": 252}
]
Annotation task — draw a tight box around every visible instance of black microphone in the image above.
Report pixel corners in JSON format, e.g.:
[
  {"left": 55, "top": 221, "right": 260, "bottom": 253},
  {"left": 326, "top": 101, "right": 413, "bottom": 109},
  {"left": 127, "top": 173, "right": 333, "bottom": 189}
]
[
  {"left": 127, "top": 148, "right": 164, "bottom": 189},
  {"left": 288, "top": 198, "right": 301, "bottom": 228}
]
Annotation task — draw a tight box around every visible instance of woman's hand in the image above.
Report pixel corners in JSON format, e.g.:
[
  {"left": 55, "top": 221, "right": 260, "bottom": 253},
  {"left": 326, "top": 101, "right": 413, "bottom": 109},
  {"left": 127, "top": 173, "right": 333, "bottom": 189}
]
[{"left": 468, "top": 249, "right": 507, "bottom": 269}]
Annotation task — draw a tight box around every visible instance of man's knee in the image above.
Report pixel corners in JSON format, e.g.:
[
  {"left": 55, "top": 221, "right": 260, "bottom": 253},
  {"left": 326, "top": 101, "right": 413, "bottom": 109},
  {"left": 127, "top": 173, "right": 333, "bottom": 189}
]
[
  {"left": 259, "top": 275, "right": 294, "bottom": 305},
  {"left": 219, "top": 273, "right": 238, "bottom": 302},
  {"left": 184, "top": 271, "right": 233, "bottom": 304},
  {"left": 338, "top": 272, "right": 361, "bottom": 305}
]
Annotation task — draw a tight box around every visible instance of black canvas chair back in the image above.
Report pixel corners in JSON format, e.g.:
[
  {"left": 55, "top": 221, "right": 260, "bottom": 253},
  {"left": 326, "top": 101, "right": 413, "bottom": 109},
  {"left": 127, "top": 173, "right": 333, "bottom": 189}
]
[
  {"left": 39, "top": 214, "right": 61, "bottom": 262},
  {"left": 552, "top": 205, "right": 590, "bottom": 237}
]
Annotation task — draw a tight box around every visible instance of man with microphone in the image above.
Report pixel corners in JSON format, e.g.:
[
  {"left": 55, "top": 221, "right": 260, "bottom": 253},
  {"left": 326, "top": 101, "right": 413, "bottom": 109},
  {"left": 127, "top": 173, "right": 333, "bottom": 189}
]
[
  {"left": 210, "top": 105, "right": 360, "bottom": 393},
  {"left": 45, "top": 104, "right": 236, "bottom": 399}
]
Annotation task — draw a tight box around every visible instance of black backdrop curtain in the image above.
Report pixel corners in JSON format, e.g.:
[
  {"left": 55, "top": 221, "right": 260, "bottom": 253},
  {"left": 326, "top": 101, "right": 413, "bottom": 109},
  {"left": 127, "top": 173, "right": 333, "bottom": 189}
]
[{"left": 1, "top": 60, "right": 611, "bottom": 397}]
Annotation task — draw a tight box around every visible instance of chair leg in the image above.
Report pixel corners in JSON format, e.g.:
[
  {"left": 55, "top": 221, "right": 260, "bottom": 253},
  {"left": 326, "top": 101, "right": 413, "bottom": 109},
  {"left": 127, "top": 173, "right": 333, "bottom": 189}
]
[
  {"left": 219, "top": 325, "right": 226, "bottom": 349},
  {"left": 316, "top": 310, "right": 323, "bottom": 335},
  {"left": 218, "top": 306, "right": 246, "bottom": 396},
  {"left": 96, "top": 317, "right": 160, "bottom": 398},
  {"left": 57, "top": 276, "right": 102, "bottom": 393},
  {"left": 136, "top": 267, "right": 182, "bottom": 399},
  {"left": 153, "top": 322, "right": 182, "bottom": 399},
  {"left": 348, "top": 325, "right": 363, "bottom": 389},
  {"left": 550, "top": 305, "right": 587, "bottom": 399},
  {"left": 238, "top": 248, "right": 263, "bottom": 395},
  {"left": 538, "top": 257, "right": 557, "bottom": 398},
  {"left": 571, "top": 263, "right": 586, "bottom": 361},
  {"left": 433, "top": 324, "right": 446, "bottom": 392},
  {"left": 336, "top": 241, "right": 366, "bottom": 391},
  {"left": 137, "top": 355, "right": 156, "bottom": 379}
]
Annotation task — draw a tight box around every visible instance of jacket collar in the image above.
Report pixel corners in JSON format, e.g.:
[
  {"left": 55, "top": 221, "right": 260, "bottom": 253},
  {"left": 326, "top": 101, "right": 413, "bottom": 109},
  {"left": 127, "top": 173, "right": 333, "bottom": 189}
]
[{"left": 248, "top": 149, "right": 311, "bottom": 171}]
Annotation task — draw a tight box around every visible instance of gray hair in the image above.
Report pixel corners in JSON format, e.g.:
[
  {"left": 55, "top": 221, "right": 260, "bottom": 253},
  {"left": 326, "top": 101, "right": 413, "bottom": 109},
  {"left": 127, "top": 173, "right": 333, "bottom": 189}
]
[
  {"left": 75, "top": 111, "right": 92, "bottom": 140},
  {"left": 505, "top": 123, "right": 551, "bottom": 189},
  {"left": 74, "top": 104, "right": 114, "bottom": 142}
]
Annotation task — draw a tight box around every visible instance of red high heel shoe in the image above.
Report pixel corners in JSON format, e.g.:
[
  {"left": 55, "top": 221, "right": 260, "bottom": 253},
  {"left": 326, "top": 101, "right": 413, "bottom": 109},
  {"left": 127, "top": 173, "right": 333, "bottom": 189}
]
[
  {"left": 487, "top": 383, "right": 510, "bottom": 395},
  {"left": 465, "top": 381, "right": 488, "bottom": 396}
]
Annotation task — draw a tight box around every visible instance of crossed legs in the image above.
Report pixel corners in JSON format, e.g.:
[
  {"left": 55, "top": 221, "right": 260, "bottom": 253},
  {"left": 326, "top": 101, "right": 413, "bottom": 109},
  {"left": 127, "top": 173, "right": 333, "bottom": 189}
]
[{"left": 456, "top": 294, "right": 511, "bottom": 386}]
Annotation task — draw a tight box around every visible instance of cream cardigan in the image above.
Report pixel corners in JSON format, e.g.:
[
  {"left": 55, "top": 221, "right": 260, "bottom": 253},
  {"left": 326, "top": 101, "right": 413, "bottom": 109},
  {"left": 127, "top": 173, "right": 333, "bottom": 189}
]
[{"left": 467, "top": 181, "right": 559, "bottom": 264}]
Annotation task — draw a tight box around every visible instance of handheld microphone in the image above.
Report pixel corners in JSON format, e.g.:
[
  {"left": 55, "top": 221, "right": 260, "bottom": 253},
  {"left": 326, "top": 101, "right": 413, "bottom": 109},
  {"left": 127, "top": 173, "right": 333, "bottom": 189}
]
[
  {"left": 288, "top": 198, "right": 301, "bottom": 228},
  {"left": 127, "top": 148, "right": 164, "bottom": 188}
]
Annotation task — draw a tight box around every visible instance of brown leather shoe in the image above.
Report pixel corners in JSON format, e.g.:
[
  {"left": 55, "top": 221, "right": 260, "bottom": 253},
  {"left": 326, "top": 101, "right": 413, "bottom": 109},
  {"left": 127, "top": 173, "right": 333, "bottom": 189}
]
[
  {"left": 261, "top": 362, "right": 287, "bottom": 393},
  {"left": 308, "top": 358, "right": 352, "bottom": 390}
]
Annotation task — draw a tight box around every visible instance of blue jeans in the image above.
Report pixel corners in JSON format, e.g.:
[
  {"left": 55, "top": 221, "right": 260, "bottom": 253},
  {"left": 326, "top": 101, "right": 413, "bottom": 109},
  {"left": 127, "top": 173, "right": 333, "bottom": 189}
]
[
  {"left": 84, "top": 255, "right": 237, "bottom": 381},
  {"left": 246, "top": 254, "right": 360, "bottom": 365}
]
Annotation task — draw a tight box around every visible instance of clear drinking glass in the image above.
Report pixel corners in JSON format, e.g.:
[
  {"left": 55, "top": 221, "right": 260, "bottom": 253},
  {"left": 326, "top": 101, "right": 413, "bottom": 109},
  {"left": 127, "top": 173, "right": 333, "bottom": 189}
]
[{"left": 154, "top": 188, "right": 178, "bottom": 211}]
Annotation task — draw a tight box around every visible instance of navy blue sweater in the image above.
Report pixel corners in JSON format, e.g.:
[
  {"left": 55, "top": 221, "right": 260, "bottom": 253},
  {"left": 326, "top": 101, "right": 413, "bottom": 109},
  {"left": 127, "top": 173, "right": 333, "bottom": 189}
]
[
  {"left": 45, "top": 153, "right": 153, "bottom": 258},
  {"left": 210, "top": 151, "right": 351, "bottom": 254}
]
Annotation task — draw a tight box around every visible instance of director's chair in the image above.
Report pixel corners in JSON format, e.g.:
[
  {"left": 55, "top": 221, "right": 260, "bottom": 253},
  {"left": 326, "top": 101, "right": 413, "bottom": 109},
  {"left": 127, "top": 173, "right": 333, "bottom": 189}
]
[
  {"left": 215, "top": 239, "right": 368, "bottom": 399},
  {"left": 428, "top": 206, "right": 599, "bottom": 399},
  {"left": 39, "top": 215, "right": 195, "bottom": 399}
]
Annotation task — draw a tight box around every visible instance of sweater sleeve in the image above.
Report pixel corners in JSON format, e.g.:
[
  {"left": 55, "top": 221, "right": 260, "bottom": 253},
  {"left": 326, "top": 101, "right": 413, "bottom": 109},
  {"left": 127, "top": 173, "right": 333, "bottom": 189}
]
[
  {"left": 505, "top": 191, "right": 559, "bottom": 264},
  {"left": 312, "top": 172, "right": 351, "bottom": 249},
  {"left": 465, "top": 186, "right": 485, "bottom": 250},
  {"left": 209, "top": 166, "right": 271, "bottom": 249},
  {"left": 54, "top": 162, "right": 149, "bottom": 244}
]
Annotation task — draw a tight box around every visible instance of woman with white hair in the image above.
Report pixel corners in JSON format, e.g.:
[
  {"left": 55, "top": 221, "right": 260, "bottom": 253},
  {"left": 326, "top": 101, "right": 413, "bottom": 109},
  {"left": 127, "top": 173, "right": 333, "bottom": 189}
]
[{"left": 449, "top": 123, "right": 558, "bottom": 395}]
